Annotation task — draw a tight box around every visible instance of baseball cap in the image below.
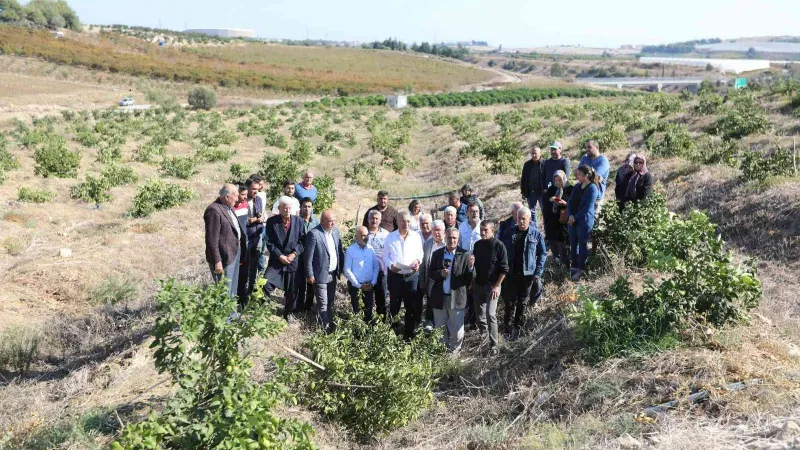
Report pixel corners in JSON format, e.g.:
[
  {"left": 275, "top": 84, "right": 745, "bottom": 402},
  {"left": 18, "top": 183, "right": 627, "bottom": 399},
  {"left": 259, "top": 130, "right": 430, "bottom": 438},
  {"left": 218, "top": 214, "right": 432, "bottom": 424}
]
[{"left": 549, "top": 141, "right": 562, "bottom": 149}]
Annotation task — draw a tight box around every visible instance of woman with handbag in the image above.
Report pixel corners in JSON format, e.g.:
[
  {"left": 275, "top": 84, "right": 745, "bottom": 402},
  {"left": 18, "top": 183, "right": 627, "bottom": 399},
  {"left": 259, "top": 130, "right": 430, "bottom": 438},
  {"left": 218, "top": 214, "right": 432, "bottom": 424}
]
[{"left": 542, "top": 170, "right": 572, "bottom": 266}]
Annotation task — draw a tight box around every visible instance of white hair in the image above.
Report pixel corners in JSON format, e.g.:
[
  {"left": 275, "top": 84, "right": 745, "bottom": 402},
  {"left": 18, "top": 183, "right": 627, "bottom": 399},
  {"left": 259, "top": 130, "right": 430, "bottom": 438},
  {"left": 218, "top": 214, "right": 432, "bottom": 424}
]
[
  {"left": 398, "top": 210, "right": 412, "bottom": 221},
  {"left": 278, "top": 195, "right": 295, "bottom": 207},
  {"left": 431, "top": 219, "right": 445, "bottom": 230},
  {"left": 219, "top": 184, "right": 237, "bottom": 197},
  {"left": 420, "top": 213, "right": 433, "bottom": 223},
  {"left": 368, "top": 209, "right": 382, "bottom": 220},
  {"left": 517, "top": 206, "right": 532, "bottom": 219},
  {"left": 445, "top": 227, "right": 460, "bottom": 236},
  {"left": 444, "top": 206, "right": 457, "bottom": 215}
]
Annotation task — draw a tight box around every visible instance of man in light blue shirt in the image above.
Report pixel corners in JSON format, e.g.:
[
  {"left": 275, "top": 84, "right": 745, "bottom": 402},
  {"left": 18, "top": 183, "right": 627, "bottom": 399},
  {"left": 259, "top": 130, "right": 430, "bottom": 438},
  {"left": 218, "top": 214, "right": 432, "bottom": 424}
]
[
  {"left": 577, "top": 139, "right": 610, "bottom": 208},
  {"left": 344, "top": 226, "right": 380, "bottom": 322}
]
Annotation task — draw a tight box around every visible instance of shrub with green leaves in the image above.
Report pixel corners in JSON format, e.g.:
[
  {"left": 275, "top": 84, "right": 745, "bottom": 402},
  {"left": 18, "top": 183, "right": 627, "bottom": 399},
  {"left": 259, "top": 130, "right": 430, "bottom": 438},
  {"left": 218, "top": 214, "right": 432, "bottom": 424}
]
[
  {"left": 33, "top": 136, "right": 81, "bottom": 178},
  {"left": 290, "top": 139, "right": 314, "bottom": 165},
  {"left": 18, "top": 186, "right": 56, "bottom": 203},
  {"left": 264, "top": 130, "right": 289, "bottom": 149},
  {"left": 344, "top": 161, "right": 381, "bottom": 188},
  {"left": 694, "top": 91, "right": 724, "bottom": 115},
  {"left": 0, "top": 326, "right": 42, "bottom": 374},
  {"left": 710, "top": 92, "right": 771, "bottom": 141},
  {"left": 133, "top": 142, "right": 166, "bottom": 163},
  {"left": 740, "top": 144, "right": 795, "bottom": 182},
  {"left": 259, "top": 153, "right": 300, "bottom": 203},
  {"left": 478, "top": 134, "right": 523, "bottom": 175},
  {"left": 278, "top": 313, "right": 446, "bottom": 440},
  {"left": 195, "top": 146, "right": 237, "bottom": 163},
  {"left": 576, "top": 194, "right": 762, "bottom": 357},
  {"left": 70, "top": 174, "right": 111, "bottom": 204},
  {"left": 580, "top": 125, "right": 628, "bottom": 152},
  {"left": 645, "top": 123, "right": 696, "bottom": 158},
  {"left": 313, "top": 174, "right": 335, "bottom": 212},
  {"left": 228, "top": 162, "right": 251, "bottom": 183},
  {"left": 159, "top": 155, "right": 198, "bottom": 179},
  {"left": 187, "top": 86, "right": 217, "bottom": 110},
  {"left": 114, "top": 279, "right": 314, "bottom": 449},
  {"left": 0, "top": 135, "right": 21, "bottom": 183},
  {"left": 128, "top": 179, "right": 194, "bottom": 218},
  {"left": 95, "top": 143, "right": 123, "bottom": 164},
  {"left": 316, "top": 142, "right": 341, "bottom": 157}
]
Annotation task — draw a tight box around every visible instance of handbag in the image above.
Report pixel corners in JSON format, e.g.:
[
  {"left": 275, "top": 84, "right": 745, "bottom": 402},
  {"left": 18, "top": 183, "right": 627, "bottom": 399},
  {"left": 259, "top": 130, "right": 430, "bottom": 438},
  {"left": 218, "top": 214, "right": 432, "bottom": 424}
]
[{"left": 559, "top": 208, "right": 568, "bottom": 225}]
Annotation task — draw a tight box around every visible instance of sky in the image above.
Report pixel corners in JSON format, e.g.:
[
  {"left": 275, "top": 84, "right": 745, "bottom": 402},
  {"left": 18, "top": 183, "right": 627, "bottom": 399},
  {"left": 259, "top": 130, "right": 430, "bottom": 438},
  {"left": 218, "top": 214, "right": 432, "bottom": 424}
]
[{"left": 66, "top": 0, "right": 800, "bottom": 49}]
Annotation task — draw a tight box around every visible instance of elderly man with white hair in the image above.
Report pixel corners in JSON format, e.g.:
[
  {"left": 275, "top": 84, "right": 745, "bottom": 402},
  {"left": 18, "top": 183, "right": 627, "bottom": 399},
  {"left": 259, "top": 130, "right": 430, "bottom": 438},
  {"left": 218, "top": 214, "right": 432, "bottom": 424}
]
[
  {"left": 418, "top": 213, "right": 433, "bottom": 241},
  {"left": 204, "top": 183, "right": 247, "bottom": 299},
  {"left": 420, "top": 219, "right": 446, "bottom": 331},
  {"left": 499, "top": 206, "right": 547, "bottom": 340},
  {"left": 366, "top": 209, "right": 391, "bottom": 319},
  {"left": 383, "top": 210, "right": 425, "bottom": 338},
  {"left": 442, "top": 205, "right": 460, "bottom": 230},
  {"left": 265, "top": 195, "right": 307, "bottom": 322},
  {"left": 498, "top": 201, "right": 523, "bottom": 243}
]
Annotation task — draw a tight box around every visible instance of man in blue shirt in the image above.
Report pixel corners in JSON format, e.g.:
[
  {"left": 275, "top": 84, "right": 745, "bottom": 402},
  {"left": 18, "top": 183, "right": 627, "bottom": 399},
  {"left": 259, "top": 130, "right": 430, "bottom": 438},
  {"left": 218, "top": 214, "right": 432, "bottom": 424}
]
[
  {"left": 577, "top": 139, "right": 610, "bottom": 212},
  {"left": 440, "top": 191, "right": 468, "bottom": 225},
  {"left": 344, "top": 226, "right": 380, "bottom": 322}
]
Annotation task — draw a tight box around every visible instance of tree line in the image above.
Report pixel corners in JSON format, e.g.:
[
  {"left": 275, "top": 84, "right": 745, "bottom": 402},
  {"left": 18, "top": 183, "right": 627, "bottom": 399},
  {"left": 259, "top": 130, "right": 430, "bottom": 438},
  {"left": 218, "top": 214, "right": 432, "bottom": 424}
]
[
  {"left": 0, "top": 0, "right": 81, "bottom": 31},
  {"left": 640, "top": 38, "right": 721, "bottom": 55},
  {"left": 361, "top": 37, "right": 471, "bottom": 60}
]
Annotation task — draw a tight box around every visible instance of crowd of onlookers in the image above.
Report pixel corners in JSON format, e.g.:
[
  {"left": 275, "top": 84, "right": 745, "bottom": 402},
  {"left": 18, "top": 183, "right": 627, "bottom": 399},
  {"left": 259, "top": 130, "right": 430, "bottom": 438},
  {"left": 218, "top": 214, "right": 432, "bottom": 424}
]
[{"left": 204, "top": 139, "right": 654, "bottom": 353}]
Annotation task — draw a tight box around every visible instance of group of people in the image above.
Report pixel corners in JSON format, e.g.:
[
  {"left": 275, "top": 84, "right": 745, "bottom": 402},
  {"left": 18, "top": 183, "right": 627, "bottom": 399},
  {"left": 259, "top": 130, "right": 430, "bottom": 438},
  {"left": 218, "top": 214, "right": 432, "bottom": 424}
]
[{"left": 204, "top": 139, "right": 655, "bottom": 353}]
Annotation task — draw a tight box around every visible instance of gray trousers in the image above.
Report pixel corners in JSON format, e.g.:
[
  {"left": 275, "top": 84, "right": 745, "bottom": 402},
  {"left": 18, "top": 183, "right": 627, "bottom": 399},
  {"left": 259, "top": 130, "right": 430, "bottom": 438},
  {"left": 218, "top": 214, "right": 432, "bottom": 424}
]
[
  {"left": 209, "top": 249, "right": 240, "bottom": 300},
  {"left": 314, "top": 273, "right": 338, "bottom": 330},
  {"left": 433, "top": 296, "right": 465, "bottom": 352},
  {"left": 473, "top": 283, "right": 499, "bottom": 347}
]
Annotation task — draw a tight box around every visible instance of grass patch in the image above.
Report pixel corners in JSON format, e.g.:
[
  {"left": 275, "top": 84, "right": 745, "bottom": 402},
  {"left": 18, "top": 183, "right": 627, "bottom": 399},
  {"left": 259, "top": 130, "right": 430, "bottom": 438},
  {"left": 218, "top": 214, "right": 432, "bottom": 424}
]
[
  {"left": 0, "top": 326, "right": 42, "bottom": 373},
  {"left": 6, "top": 409, "right": 120, "bottom": 450},
  {"left": 17, "top": 186, "right": 56, "bottom": 203},
  {"left": 90, "top": 277, "right": 138, "bottom": 306},
  {"left": 2, "top": 236, "right": 29, "bottom": 256}
]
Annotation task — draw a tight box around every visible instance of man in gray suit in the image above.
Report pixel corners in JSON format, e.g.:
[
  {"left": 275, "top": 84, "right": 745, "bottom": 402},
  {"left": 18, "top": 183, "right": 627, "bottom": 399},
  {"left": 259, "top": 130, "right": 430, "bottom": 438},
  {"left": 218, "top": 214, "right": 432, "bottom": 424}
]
[
  {"left": 305, "top": 210, "right": 344, "bottom": 331},
  {"left": 204, "top": 184, "right": 246, "bottom": 299},
  {"left": 428, "top": 228, "right": 474, "bottom": 352},
  {"left": 419, "top": 219, "right": 446, "bottom": 332}
]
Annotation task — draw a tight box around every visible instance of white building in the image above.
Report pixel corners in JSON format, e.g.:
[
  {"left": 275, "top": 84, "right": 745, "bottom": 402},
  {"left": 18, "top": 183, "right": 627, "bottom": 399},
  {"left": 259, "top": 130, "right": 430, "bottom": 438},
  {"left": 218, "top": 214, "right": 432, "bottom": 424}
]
[
  {"left": 639, "top": 57, "right": 771, "bottom": 74},
  {"left": 386, "top": 95, "right": 408, "bottom": 109},
  {"left": 184, "top": 28, "right": 255, "bottom": 38}
]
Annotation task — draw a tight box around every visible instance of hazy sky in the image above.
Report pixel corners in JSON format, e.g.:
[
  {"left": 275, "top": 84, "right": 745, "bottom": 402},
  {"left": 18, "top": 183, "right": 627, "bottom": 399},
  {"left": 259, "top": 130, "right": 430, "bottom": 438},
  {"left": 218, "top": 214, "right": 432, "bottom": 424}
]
[{"left": 67, "top": 0, "right": 799, "bottom": 48}]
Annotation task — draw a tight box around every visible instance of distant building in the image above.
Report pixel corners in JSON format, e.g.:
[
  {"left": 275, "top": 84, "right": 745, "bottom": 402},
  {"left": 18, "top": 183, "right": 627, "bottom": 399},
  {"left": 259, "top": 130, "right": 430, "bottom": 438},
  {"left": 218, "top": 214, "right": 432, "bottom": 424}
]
[
  {"left": 386, "top": 95, "right": 408, "bottom": 109},
  {"left": 184, "top": 28, "right": 255, "bottom": 38}
]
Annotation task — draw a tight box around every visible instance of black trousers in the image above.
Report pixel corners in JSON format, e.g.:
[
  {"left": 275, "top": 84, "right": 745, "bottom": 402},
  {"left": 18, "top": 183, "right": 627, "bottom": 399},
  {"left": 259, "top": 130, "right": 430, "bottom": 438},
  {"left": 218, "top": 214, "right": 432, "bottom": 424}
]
[
  {"left": 236, "top": 244, "right": 260, "bottom": 307},
  {"left": 281, "top": 271, "right": 300, "bottom": 316},
  {"left": 375, "top": 271, "right": 388, "bottom": 320},
  {"left": 502, "top": 273, "right": 541, "bottom": 328},
  {"left": 388, "top": 272, "right": 422, "bottom": 339},
  {"left": 348, "top": 282, "right": 375, "bottom": 322},
  {"left": 296, "top": 263, "right": 315, "bottom": 311}
]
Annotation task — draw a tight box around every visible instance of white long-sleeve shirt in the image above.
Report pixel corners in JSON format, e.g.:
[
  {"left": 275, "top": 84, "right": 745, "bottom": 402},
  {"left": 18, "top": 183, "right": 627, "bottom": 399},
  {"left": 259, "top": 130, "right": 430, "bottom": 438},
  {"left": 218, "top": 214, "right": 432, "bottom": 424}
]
[
  {"left": 383, "top": 229, "right": 424, "bottom": 275},
  {"left": 344, "top": 243, "right": 380, "bottom": 286},
  {"left": 458, "top": 220, "right": 481, "bottom": 253},
  {"left": 367, "top": 227, "right": 390, "bottom": 272}
]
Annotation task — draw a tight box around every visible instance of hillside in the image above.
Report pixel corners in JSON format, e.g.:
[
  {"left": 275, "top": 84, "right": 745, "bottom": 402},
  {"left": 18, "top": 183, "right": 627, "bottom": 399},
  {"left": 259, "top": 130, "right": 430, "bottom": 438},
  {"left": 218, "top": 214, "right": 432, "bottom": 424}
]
[
  {"left": 0, "top": 76, "right": 799, "bottom": 449},
  {"left": 0, "top": 25, "right": 496, "bottom": 95}
]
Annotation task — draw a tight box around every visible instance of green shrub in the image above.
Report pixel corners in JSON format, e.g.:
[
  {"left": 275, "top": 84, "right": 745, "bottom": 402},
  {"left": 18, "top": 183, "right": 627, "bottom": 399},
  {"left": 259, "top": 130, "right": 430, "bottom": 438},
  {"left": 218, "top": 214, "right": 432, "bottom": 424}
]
[
  {"left": 90, "top": 277, "right": 138, "bottom": 306},
  {"left": 316, "top": 142, "right": 341, "bottom": 157},
  {"left": 535, "top": 125, "right": 567, "bottom": 150},
  {"left": 95, "top": 143, "right": 122, "bottom": 164},
  {"left": 278, "top": 313, "right": 446, "bottom": 440},
  {"left": 33, "top": 136, "right": 81, "bottom": 178},
  {"left": 645, "top": 123, "right": 696, "bottom": 158},
  {"left": 195, "top": 146, "right": 237, "bottom": 163},
  {"left": 264, "top": 130, "right": 289, "bottom": 149},
  {"left": 101, "top": 164, "right": 138, "bottom": 187},
  {"left": 228, "top": 162, "right": 251, "bottom": 183},
  {"left": 70, "top": 175, "right": 111, "bottom": 204},
  {"left": 128, "top": 179, "right": 194, "bottom": 218},
  {"left": 114, "top": 279, "right": 314, "bottom": 449},
  {"left": 740, "top": 144, "right": 795, "bottom": 182},
  {"left": 479, "top": 134, "right": 523, "bottom": 175},
  {"left": 18, "top": 186, "right": 56, "bottom": 203},
  {"left": 710, "top": 92, "right": 771, "bottom": 141},
  {"left": 694, "top": 91, "right": 724, "bottom": 115},
  {"left": 133, "top": 142, "right": 166, "bottom": 163},
  {"left": 0, "top": 136, "right": 21, "bottom": 183},
  {"left": 313, "top": 174, "right": 335, "bottom": 212},
  {"left": 343, "top": 131, "right": 357, "bottom": 148},
  {"left": 580, "top": 125, "right": 628, "bottom": 151},
  {"left": 323, "top": 130, "right": 343, "bottom": 143},
  {"left": 8, "top": 409, "right": 120, "bottom": 450},
  {"left": 290, "top": 139, "right": 314, "bottom": 165},
  {"left": 344, "top": 160, "right": 381, "bottom": 188},
  {"left": 0, "top": 326, "right": 42, "bottom": 373},
  {"left": 159, "top": 155, "right": 198, "bottom": 179},
  {"left": 691, "top": 136, "right": 738, "bottom": 166},
  {"left": 259, "top": 153, "right": 300, "bottom": 203},
  {"left": 187, "top": 86, "right": 217, "bottom": 110}
]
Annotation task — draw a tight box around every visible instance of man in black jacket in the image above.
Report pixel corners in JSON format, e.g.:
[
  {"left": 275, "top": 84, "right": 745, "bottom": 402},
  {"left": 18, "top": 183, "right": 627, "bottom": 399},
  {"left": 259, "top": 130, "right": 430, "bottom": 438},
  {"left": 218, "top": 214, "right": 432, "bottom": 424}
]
[
  {"left": 265, "top": 196, "right": 306, "bottom": 322},
  {"left": 428, "top": 228, "right": 474, "bottom": 352},
  {"left": 520, "top": 146, "right": 545, "bottom": 223},
  {"left": 471, "top": 220, "right": 508, "bottom": 353}
]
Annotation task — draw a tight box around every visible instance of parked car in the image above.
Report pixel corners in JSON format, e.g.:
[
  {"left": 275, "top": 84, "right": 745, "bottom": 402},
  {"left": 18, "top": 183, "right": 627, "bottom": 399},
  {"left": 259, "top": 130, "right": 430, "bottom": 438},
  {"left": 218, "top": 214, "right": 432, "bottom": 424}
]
[{"left": 119, "top": 97, "right": 135, "bottom": 107}]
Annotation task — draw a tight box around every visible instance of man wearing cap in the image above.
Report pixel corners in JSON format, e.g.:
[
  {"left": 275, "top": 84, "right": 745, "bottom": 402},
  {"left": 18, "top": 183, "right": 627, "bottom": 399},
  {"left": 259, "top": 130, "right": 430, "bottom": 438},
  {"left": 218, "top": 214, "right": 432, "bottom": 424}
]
[
  {"left": 543, "top": 141, "right": 571, "bottom": 190},
  {"left": 520, "top": 146, "right": 545, "bottom": 223}
]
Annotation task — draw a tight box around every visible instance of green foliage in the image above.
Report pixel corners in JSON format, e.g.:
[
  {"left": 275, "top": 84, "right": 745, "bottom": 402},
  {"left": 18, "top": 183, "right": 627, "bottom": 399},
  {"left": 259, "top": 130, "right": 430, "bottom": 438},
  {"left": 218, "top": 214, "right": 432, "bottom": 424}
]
[
  {"left": 133, "top": 142, "right": 167, "bottom": 163},
  {"left": 343, "top": 131, "right": 357, "bottom": 148},
  {"left": 70, "top": 174, "right": 111, "bottom": 204},
  {"left": 577, "top": 195, "right": 762, "bottom": 357},
  {"left": 740, "top": 143, "right": 796, "bottom": 182},
  {"left": 316, "top": 142, "right": 340, "bottom": 157},
  {"left": 479, "top": 134, "right": 523, "bottom": 175},
  {"left": 196, "top": 146, "right": 237, "bottom": 163},
  {"left": 0, "top": 326, "right": 41, "bottom": 374},
  {"left": 95, "top": 143, "right": 122, "bottom": 164},
  {"left": 90, "top": 277, "right": 138, "bottom": 305},
  {"left": 33, "top": 135, "right": 81, "bottom": 178},
  {"left": 290, "top": 139, "right": 314, "bottom": 165},
  {"left": 645, "top": 123, "right": 696, "bottom": 158},
  {"left": 367, "top": 111, "right": 416, "bottom": 173},
  {"left": 17, "top": 186, "right": 56, "bottom": 203},
  {"left": 691, "top": 136, "right": 737, "bottom": 166},
  {"left": 694, "top": 91, "right": 724, "bottom": 115},
  {"left": 344, "top": 161, "right": 381, "bottom": 188},
  {"left": 187, "top": 86, "right": 217, "bottom": 110},
  {"left": 407, "top": 87, "right": 638, "bottom": 108},
  {"left": 114, "top": 279, "right": 315, "bottom": 449},
  {"left": 6, "top": 409, "right": 120, "bottom": 450},
  {"left": 228, "top": 162, "right": 251, "bottom": 183},
  {"left": 101, "top": 163, "right": 138, "bottom": 187},
  {"left": 494, "top": 110, "right": 525, "bottom": 134},
  {"left": 259, "top": 153, "right": 300, "bottom": 203},
  {"left": 534, "top": 125, "right": 567, "bottom": 150},
  {"left": 710, "top": 91, "right": 771, "bottom": 141},
  {"left": 580, "top": 125, "right": 628, "bottom": 151},
  {"left": 128, "top": 178, "right": 194, "bottom": 218},
  {"left": 160, "top": 155, "right": 198, "bottom": 180},
  {"left": 264, "top": 130, "right": 289, "bottom": 149},
  {"left": 278, "top": 313, "right": 446, "bottom": 440},
  {"left": 313, "top": 174, "right": 335, "bottom": 212},
  {"left": 1, "top": 0, "right": 82, "bottom": 30},
  {"left": 0, "top": 135, "right": 20, "bottom": 183}
]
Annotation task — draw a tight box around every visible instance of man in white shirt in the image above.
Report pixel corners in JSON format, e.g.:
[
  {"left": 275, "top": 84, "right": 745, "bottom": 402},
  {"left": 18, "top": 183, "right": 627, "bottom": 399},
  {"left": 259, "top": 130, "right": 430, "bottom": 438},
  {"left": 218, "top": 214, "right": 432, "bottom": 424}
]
[
  {"left": 420, "top": 220, "right": 446, "bottom": 332},
  {"left": 383, "top": 211, "right": 424, "bottom": 338},
  {"left": 344, "top": 226, "right": 380, "bottom": 322},
  {"left": 458, "top": 203, "right": 481, "bottom": 253},
  {"left": 366, "top": 210, "right": 391, "bottom": 320},
  {"left": 272, "top": 179, "right": 300, "bottom": 216}
]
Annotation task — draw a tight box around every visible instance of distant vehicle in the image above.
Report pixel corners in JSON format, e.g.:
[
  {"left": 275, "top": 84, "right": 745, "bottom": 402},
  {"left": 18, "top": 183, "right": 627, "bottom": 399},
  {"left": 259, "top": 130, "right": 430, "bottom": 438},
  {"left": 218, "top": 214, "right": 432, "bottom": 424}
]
[{"left": 119, "top": 97, "right": 135, "bottom": 107}]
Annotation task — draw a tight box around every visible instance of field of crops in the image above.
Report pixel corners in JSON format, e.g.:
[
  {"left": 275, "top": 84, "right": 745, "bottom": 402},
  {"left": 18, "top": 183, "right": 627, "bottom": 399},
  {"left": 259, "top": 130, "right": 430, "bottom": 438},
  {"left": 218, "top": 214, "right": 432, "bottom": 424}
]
[
  {"left": 1, "top": 81, "right": 800, "bottom": 449},
  {"left": 0, "top": 26, "right": 494, "bottom": 94}
]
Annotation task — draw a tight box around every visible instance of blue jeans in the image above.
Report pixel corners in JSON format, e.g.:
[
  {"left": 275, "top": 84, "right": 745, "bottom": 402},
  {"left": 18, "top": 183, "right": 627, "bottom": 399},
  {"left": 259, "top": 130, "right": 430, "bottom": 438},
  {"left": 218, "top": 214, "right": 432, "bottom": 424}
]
[
  {"left": 569, "top": 220, "right": 593, "bottom": 271},
  {"left": 209, "top": 249, "right": 240, "bottom": 300},
  {"left": 527, "top": 194, "right": 544, "bottom": 223}
]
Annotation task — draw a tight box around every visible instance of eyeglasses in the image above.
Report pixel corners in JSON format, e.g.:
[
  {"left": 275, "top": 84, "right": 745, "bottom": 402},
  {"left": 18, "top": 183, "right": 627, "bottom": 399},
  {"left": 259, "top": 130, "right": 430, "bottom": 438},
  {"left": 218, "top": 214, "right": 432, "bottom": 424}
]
[{"left": 634, "top": 160, "right": 644, "bottom": 165}]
